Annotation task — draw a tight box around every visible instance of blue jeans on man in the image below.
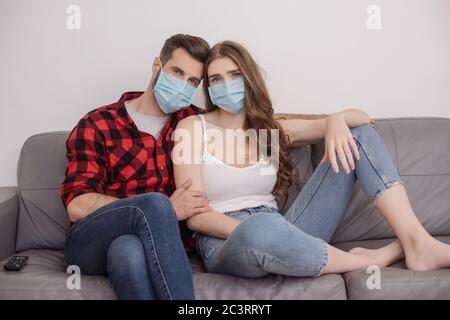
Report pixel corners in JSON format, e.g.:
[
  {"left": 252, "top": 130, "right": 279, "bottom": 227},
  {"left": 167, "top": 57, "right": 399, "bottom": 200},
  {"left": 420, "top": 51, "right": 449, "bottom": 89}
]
[{"left": 64, "top": 193, "right": 195, "bottom": 300}]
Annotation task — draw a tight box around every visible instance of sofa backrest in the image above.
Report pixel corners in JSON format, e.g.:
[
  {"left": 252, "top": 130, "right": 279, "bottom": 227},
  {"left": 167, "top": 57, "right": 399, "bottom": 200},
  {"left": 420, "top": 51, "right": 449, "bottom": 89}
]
[
  {"left": 14, "top": 118, "right": 450, "bottom": 251},
  {"left": 320, "top": 118, "right": 450, "bottom": 243},
  {"left": 16, "top": 132, "right": 70, "bottom": 251}
]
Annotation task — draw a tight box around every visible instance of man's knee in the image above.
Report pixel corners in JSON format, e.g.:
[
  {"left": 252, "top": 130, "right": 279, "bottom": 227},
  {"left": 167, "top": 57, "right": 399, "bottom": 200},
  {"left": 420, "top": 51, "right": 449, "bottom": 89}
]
[
  {"left": 134, "top": 192, "right": 171, "bottom": 206},
  {"left": 107, "top": 235, "right": 145, "bottom": 270},
  {"left": 130, "top": 193, "right": 177, "bottom": 223}
]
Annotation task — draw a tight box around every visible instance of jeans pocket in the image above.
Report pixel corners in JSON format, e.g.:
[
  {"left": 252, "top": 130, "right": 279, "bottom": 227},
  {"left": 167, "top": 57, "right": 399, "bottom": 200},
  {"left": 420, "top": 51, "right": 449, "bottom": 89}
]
[
  {"left": 264, "top": 206, "right": 279, "bottom": 214},
  {"left": 253, "top": 205, "right": 279, "bottom": 215},
  {"left": 224, "top": 209, "right": 251, "bottom": 221},
  {"left": 196, "top": 234, "right": 224, "bottom": 261}
]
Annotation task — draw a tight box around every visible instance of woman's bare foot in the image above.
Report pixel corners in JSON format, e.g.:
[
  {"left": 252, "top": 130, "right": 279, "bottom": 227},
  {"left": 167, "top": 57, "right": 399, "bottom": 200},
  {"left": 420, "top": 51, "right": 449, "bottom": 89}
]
[
  {"left": 405, "top": 236, "right": 450, "bottom": 271},
  {"left": 349, "top": 240, "right": 404, "bottom": 268}
]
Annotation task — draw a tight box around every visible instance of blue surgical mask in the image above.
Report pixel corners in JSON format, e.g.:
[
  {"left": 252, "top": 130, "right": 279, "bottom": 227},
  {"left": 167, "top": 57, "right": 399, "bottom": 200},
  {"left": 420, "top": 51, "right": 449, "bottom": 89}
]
[
  {"left": 153, "top": 62, "right": 196, "bottom": 114},
  {"left": 208, "top": 78, "right": 245, "bottom": 114}
]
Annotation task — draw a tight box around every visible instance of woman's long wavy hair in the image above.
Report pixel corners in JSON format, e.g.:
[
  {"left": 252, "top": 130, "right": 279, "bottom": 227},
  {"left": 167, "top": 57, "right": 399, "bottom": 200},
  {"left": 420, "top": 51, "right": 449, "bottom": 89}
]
[{"left": 203, "top": 41, "right": 299, "bottom": 209}]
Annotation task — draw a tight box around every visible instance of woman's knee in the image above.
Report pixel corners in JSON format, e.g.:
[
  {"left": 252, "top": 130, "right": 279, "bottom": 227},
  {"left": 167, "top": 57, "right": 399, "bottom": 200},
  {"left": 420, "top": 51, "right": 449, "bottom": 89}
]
[
  {"left": 230, "top": 213, "right": 286, "bottom": 249},
  {"left": 350, "top": 124, "right": 376, "bottom": 142}
]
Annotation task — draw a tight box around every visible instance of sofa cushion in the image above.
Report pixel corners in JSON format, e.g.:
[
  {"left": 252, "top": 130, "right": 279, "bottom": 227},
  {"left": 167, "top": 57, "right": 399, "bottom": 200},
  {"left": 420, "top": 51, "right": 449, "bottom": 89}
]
[
  {"left": 16, "top": 132, "right": 70, "bottom": 251},
  {"left": 0, "top": 249, "right": 115, "bottom": 299},
  {"left": 0, "top": 248, "right": 346, "bottom": 300},
  {"left": 189, "top": 253, "right": 346, "bottom": 300},
  {"left": 0, "top": 187, "right": 19, "bottom": 261},
  {"left": 310, "top": 118, "right": 450, "bottom": 243},
  {"left": 335, "top": 236, "right": 450, "bottom": 300}
]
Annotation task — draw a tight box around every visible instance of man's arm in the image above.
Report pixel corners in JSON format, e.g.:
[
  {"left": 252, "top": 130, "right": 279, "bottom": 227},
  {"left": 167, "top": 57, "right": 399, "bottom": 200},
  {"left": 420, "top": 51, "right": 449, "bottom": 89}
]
[
  {"left": 277, "top": 108, "right": 373, "bottom": 146},
  {"left": 61, "top": 117, "right": 111, "bottom": 223},
  {"left": 67, "top": 193, "right": 117, "bottom": 223}
]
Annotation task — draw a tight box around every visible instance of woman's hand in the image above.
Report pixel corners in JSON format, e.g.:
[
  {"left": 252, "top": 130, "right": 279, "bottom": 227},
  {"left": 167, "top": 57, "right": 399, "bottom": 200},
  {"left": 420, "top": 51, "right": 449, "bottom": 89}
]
[{"left": 320, "top": 111, "right": 373, "bottom": 174}]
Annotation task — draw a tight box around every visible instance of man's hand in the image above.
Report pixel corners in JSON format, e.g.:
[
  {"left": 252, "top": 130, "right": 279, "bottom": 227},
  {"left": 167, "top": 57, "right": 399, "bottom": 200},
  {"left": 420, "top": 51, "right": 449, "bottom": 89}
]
[{"left": 170, "top": 178, "right": 210, "bottom": 221}]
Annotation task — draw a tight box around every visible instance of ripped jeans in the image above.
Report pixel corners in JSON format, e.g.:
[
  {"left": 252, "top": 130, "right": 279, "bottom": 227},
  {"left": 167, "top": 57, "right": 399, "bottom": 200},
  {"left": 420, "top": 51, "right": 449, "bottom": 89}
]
[{"left": 194, "top": 124, "right": 405, "bottom": 278}]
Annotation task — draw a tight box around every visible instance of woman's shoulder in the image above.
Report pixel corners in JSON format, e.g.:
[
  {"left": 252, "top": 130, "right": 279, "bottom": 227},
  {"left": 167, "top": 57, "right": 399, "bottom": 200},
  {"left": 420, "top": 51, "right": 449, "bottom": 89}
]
[
  {"left": 175, "top": 115, "right": 207, "bottom": 148},
  {"left": 176, "top": 114, "right": 203, "bottom": 130}
]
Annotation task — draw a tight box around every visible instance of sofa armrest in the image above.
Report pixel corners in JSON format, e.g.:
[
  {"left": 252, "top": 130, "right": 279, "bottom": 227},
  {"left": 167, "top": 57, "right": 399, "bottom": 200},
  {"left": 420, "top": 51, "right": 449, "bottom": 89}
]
[{"left": 0, "top": 187, "right": 19, "bottom": 260}]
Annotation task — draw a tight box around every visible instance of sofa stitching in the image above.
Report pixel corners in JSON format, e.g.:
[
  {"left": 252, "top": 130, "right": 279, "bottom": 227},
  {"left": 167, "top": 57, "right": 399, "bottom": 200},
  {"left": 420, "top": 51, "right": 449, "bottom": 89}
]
[
  {"left": 389, "top": 120, "right": 400, "bottom": 171},
  {"left": 344, "top": 271, "right": 450, "bottom": 284}
]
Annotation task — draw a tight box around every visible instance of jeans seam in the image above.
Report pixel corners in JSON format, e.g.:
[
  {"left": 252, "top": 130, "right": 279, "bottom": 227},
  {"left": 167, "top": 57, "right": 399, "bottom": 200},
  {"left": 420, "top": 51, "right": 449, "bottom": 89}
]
[
  {"left": 136, "top": 208, "right": 174, "bottom": 300},
  {"left": 68, "top": 204, "right": 174, "bottom": 300},
  {"left": 290, "top": 162, "right": 333, "bottom": 226},
  {"left": 388, "top": 120, "right": 400, "bottom": 170},
  {"left": 354, "top": 137, "right": 390, "bottom": 188},
  {"left": 353, "top": 134, "right": 404, "bottom": 205}
]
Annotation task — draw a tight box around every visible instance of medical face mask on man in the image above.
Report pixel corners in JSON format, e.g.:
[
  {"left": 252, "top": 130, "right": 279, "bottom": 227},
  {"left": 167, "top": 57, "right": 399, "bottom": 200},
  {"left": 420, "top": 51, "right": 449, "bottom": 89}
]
[
  {"left": 153, "top": 59, "right": 196, "bottom": 114},
  {"left": 208, "top": 78, "right": 245, "bottom": 114}
]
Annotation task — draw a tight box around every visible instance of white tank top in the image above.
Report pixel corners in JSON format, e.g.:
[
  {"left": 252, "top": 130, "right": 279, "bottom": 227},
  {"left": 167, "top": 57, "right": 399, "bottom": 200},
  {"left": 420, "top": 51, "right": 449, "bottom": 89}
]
[{"left": 198, "top": 114, "right": 278, "bottom": 213}]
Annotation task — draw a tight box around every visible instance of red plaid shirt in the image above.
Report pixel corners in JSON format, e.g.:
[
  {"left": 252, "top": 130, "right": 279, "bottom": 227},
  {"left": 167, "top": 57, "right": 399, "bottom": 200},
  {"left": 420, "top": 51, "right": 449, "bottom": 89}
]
[{"left": 60, "top": 92, "right": 201, "bottom": 251}]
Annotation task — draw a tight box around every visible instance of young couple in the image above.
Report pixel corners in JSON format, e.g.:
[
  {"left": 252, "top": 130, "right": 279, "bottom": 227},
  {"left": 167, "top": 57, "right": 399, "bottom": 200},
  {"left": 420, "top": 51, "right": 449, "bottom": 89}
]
[{"left": 61, "top": 33, "right": 450, "bottom": 300}]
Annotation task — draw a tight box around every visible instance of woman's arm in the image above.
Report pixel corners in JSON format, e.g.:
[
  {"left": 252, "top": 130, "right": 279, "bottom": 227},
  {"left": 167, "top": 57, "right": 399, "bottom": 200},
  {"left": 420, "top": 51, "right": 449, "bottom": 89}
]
[
  {"left": 186, "top": 211, "right": 241, "bottom": 239},
  {"left": 277, "top": 108, "right": 374, "bottom": 146},
  {"left": 278, "top": 108, "right": 375, "bottom": 174},
  {"left": 340, "top": 108, "right": 375, "bottom": 128},
  {"left": 173, "top": 115, "right": 241, "bottom": 239}
]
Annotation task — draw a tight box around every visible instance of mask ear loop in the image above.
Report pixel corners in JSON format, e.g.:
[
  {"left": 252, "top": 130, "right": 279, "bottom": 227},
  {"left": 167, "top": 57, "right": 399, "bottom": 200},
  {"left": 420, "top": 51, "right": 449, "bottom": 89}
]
[{"left": 152, "top": 57, "right": 164, "bottom": 88}]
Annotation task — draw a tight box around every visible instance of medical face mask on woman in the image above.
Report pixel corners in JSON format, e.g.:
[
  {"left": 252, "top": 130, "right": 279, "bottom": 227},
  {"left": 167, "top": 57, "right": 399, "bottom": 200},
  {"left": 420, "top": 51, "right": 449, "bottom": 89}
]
[
  {"left": 208, "top": 78, "right": 245, "bottom": 114},
  {"left": 153, "top": 61, "right": 196, "bottom": 114}
]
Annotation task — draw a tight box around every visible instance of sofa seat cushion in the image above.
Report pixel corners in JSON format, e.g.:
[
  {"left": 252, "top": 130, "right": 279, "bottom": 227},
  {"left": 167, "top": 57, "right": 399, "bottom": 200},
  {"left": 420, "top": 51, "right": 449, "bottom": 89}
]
[
  {"left": 335, "top": 236, "right": 450, "bottom": 299},
  {"left": 0, "top": 248, "right": 347, "bottom": 300},
  {"left": 0, "top": 249, "right": 115, "bottom": 300},
  {"left": 188, "top": 253, "right": 346, "bottom": 300}
]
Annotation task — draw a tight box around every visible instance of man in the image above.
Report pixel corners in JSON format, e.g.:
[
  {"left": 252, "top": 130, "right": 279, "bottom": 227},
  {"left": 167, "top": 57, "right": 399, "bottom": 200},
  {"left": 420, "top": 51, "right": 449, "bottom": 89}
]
[{"left": 60, "top": 34, "right": 211, "bottom": 300}]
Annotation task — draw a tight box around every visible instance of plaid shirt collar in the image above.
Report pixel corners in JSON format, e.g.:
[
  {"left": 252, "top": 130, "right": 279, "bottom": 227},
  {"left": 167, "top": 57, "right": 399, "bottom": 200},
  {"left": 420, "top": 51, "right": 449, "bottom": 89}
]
[{"left": 115, "top": 91, "right": 178, "bottom": 134}]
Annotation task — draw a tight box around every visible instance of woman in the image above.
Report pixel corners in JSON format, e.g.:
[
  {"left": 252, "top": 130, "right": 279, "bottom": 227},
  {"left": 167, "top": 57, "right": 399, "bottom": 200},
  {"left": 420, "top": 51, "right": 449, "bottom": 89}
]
[{"left": 173, "top": 41, "right": 450, "bottom": 278}]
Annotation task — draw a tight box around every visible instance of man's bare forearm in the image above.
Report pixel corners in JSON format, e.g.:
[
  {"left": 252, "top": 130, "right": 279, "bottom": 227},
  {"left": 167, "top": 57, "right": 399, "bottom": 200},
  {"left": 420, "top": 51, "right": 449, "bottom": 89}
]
[
  {"left": 186, "top": 210, "right": 241, "bottom": 239},
  {"left": 67, "top": 192, "right": 118, "bottom": 223}
]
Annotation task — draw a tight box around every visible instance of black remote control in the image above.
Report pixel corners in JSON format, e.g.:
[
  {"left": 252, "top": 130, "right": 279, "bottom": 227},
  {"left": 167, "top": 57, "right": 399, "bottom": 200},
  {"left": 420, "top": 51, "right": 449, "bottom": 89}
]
[{"left": 3, "top": 256, "right": 29, "bottom": 271}]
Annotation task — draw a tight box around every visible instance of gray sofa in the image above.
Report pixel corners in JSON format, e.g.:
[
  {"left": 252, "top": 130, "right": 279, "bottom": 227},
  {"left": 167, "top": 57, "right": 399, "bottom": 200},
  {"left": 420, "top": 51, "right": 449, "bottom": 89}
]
[{"left": 1, "top": 117, "right": 450, "bottom": 300}]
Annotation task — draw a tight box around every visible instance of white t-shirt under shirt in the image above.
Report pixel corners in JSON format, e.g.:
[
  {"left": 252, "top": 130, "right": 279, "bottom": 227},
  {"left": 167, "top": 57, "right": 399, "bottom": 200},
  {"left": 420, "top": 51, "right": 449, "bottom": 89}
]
[{"left": 125, "top": 100, "right": 169, "bottom": 139}]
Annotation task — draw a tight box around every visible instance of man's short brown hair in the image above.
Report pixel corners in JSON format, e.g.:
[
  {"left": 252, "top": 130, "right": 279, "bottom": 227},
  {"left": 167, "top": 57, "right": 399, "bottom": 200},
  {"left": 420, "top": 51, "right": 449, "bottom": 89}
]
[{"left": 159, "top": 34, "right": 210, "bottom": 66}]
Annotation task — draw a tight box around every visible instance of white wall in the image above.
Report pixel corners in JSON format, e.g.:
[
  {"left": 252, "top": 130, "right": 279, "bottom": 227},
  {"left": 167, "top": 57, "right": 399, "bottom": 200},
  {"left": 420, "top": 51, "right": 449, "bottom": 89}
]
[{"left": 1, "top": 0, "right": 449, "bottom": 186}]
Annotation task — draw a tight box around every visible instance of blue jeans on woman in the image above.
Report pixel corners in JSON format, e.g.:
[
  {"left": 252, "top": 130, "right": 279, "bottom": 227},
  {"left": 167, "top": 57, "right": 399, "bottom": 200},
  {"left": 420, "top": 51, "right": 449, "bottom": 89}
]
[
  {"left": 64, "top": 192, "right": 195, "bottom": 300},
  {"left": 195, "top": 124, "right": 405, "bottom": 278}
]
